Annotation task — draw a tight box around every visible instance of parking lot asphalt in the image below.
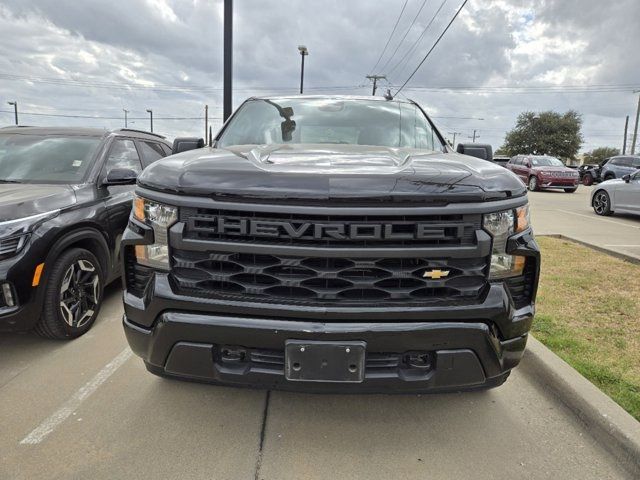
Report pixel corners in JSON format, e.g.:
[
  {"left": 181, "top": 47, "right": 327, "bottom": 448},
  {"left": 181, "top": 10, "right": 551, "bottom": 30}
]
[
  {"left": 528, "top": 185, "right": 640, "bottom": 260},
  {"left": 1, "top": 187, "right": 638, "bottom": 480}
]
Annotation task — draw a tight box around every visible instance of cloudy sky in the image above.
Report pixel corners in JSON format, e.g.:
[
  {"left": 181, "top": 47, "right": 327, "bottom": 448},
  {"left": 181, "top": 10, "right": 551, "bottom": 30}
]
[{"left": 0, "top": 0, "right": 638, "bottom": 152}]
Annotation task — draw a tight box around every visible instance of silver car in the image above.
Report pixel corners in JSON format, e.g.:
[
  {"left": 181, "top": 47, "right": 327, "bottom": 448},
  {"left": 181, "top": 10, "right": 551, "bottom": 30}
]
[{"left": 591, "top": 170, "right": 640, "bottom": 216}]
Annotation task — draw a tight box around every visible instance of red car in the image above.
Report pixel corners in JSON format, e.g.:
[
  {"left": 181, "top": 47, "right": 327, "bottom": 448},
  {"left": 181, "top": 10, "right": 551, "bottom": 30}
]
[{"left": 507, "top": 155, "right": 579, "bottom": 193}]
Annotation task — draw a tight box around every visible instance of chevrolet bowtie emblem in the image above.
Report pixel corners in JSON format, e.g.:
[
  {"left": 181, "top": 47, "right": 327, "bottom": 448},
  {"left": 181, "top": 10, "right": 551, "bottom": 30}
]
[{"left": 423, "top": 269, "right": 450, "bottom": 280}]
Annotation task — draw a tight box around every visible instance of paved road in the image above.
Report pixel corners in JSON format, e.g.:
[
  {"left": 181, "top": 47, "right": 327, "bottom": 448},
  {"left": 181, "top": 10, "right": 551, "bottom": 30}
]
[
  {"left": 1, "top": 188, "right": 638, "bottom": 480},
  {"left": 528, "top": 185, "right": 640, "bottom": 260}
]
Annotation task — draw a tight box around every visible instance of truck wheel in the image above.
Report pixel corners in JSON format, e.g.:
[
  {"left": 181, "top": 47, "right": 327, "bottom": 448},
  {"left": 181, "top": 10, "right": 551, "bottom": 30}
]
[
  {"left": 564, "top": 188, "right": 578, "bottom": 193},
  {"left": 592, "top": 190, "right": 613, "bottom": 216},
  {"left": 582, "top": 173, "right": 594, "bottom": 186},
  {"left": 528, "top": 176, "right": 539, "bottom": 191},
  {"left": 34, "top": 248, "right": 104, "bottom": 340}
]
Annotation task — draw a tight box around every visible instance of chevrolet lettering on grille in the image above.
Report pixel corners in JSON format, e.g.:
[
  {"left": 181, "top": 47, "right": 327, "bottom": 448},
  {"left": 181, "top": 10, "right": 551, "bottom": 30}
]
[{"left": 188, "top": 216, "right": 453, "bottom": 241}]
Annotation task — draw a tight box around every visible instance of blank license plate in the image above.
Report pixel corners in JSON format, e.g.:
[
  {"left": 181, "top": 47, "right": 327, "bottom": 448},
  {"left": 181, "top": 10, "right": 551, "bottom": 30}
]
[{"left": 285, "top": 340, "right": 366, "bottom": 383}]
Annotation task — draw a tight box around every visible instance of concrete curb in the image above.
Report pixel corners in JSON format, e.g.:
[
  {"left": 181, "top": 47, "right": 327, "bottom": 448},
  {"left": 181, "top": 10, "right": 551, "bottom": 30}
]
[
  {"left": 521, "top": 336, "right": 640, "bottom": 477},
  {"left": 538, "top": 233, "right": 640, "bottom": 265}
]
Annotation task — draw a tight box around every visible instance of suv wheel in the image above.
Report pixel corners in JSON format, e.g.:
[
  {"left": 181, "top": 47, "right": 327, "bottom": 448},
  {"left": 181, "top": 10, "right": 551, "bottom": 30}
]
[
  {"left": 34, "top": 248, "right": 104, "bottom": 339},
  {"left": 564, "top": 188, "right": 578, "bottom": 193},
  {"left": 603, "top": 173, "right": 615, "bottom": 181},
  {"left": 582, "top": 173, "right": 594, "bottom": 186},
  {"left": 592, "top": 190, "right": 613, "bottom": 216},
  {"left": 528, "top": 176, "right": 539, "bottom": 191}
]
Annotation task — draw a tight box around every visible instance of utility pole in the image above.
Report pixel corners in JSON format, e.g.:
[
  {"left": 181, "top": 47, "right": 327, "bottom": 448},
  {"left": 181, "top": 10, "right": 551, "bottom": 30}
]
[
  {"left": 223, "top": 0, "right": 233, "bottom": 122},
  {"left": 631, "top": 92, "right": 640, "bottom": 155},
  {"left": 366, "top": 75, "right": 386, "bottom": 96},
  {"left": 470, "top": 130, "right": 479, "bottom": 143},
  {"left": 7, "top": 101, "right": 18, "bottom": 125},
  {"left": 448, "top": 132, "right": 462, "bottom": 147},
  {"left": 623, "top": 115, "right": 629, "bottom": 154},
  {"left": 298, "top": 45, "right": 309, "bottom": 94},
  {"left": 146, "top": 109, "right": 153, "bottom": 133},
  {"left": 204, "top": 104, "right": 209, "bottom": 141},
  {"left": 123, "top": 109, "right": 129, "bottom": 128}
]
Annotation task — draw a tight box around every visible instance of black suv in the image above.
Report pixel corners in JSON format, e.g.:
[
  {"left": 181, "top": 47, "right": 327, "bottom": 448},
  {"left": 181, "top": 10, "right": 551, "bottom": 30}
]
[
  {"left": 0, "top": 126, "right": 171, "bottom": 338},
  {"left": 122, "top": 96, "right": 540, "bottom": 393}
]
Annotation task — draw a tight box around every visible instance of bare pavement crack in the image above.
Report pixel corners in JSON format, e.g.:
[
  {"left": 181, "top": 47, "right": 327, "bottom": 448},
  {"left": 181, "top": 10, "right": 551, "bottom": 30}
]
[{"left": 254, "top": 390, "right": 271, "bottom": 480}]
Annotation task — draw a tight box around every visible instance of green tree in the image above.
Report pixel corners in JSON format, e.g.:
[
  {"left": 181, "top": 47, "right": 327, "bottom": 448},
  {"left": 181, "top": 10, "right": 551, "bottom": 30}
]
[
  {"left": 500, "top": 111, "right": 583, "bottom": 159},
  {"left": 583, "top": 147, "right": 619, "bottom": 165}
]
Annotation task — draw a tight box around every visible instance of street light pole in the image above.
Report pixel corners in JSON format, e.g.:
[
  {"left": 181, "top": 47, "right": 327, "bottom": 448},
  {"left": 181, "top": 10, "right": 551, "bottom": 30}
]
[
  {"left": 123, "top": 109, "right": 129, "bottom": 128},
  {"left": 7, "top": 101, "right": 18, "bottom": 125},
  {"left": 146, "top": 109, "right": 153, "bottom": 133},
  {"left": 631, "top": 92, "right": 640, "bottom": 155},
  {"left": 298, "top": 45, "right": 309, "bottom": 94},
  {"left": 223, "top": 0, "right": 233, "bottom": 122}
]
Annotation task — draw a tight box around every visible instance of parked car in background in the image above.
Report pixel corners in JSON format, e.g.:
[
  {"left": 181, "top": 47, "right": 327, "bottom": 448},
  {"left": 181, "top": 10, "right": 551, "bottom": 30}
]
[
  {"left": 591, "top": 170, "right": 640, "bottom": 216},
  {"left": 506, "top": 154, "right": 580, "bottom": 193},
  {"left": 0, "top": 126, "right": 171, "bottom": 339},
  {"left": 600, "top": 155, "right": 640, "bottom": 181},
  {"left": 492, "top": 155, "right": 511, "bottom": 168},
  {"left": 580, "top": 161, "right": 602, "bottom": 185}
]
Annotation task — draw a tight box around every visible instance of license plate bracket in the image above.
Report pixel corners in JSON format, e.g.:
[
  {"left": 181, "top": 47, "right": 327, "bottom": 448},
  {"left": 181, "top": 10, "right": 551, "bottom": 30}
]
[{"left": 285, "top": 340, "right": 366, "bottom": 383}]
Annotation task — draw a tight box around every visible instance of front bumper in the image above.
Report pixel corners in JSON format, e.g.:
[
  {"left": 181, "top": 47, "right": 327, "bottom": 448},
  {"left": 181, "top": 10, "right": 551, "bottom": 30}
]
[
  {"left": 123, "top": 312, "right": 527, "bottom": 393},
  {"left": 538, "top": 178, "right": 579, "bottom": 189}
]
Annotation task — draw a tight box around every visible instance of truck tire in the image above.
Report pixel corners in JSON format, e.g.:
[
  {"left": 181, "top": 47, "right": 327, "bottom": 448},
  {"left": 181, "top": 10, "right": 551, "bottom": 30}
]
[
  {"left": 34, "top": 248, "right": 104, "bottom": 339},
  {"left": 592, "top": 190, "right": 613, "bottom": 216}
]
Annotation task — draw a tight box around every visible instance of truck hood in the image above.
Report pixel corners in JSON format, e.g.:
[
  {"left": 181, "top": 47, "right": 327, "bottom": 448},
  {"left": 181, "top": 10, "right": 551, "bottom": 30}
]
[
  {"left": 0, "top": 183, "right": 77, "bottom": 221},
  {"left": 138, "top": 144, "right": 527, "bottom": 205}
]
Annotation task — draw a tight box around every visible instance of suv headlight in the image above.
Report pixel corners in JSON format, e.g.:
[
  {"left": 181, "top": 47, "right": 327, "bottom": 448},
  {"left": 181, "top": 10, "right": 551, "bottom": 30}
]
[
  {"left": 0, "top": 210, "right": 60, "bottom": 259},
  {"left": 483, "top": 205, "right": 530, "bottom": 279},
  {"left": 132, "top": 196, "right": 177, "bottom": 270}
]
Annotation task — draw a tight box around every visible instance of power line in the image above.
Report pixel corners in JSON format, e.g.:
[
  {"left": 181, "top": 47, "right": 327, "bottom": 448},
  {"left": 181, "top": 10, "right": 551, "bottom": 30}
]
[
  {"left": 369, "top": 0, "right": 409, "bottom": 75},
  {"left": 395, "top": 0, "right": 469, "bottom": 96},
  {"left": 0, "top": 72, "right": 367, "bottom": 93},
  {"left": 379, "top": 0, "right": 430, "bottom": 73},
  {"left": 0, "top": 109, "right": 219, "bottom": 120},
  {"left": 388, "top": 0, "right": 449, "bottom": 78}
]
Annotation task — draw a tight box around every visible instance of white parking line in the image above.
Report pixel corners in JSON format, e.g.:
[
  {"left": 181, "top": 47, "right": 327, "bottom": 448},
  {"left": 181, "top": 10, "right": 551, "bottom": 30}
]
[
  {"left": 19, "top": 348, "right": 132, "bottom": 445},
  {"left": 556, "top": 209, "right": 640, "bottom": 229}
]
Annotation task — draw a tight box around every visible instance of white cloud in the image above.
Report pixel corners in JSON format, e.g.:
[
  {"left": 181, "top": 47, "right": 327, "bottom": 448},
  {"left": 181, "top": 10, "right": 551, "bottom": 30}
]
[{"left": 0, "top": 0, "right": 637, "bottom": 151}]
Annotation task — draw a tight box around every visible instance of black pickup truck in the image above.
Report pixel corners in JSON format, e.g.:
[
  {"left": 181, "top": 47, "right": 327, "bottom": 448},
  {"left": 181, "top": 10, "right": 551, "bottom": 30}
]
[{"left": 121, "top": 96, "right": 540, "bottom": 393}]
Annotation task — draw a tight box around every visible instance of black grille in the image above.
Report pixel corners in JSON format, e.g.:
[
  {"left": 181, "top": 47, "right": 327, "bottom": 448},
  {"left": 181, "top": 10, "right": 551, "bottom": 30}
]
[
  {"left": 180, "top": 207, "right": 480, "bottom": 248},
  {"left": 125, "top": 248, "right": 154, "bottom": 297},
  {"left": 171, "top": 249, "right": 488, "bottom": 306}
]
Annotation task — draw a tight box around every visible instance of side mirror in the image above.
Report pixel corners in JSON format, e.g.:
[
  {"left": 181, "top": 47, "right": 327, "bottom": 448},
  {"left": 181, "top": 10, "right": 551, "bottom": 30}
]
[
  {"left": 281, "top": 119, "right": 297, "bottom": 142},
  {"left": 622, "top": 174, "right": 631, "bottom": 183},
  {"left": 456, "top": 143, "right": 493, "bottom": 161},
  {"left": 172, "top": 137, "right": 205, "bottom": 155},
  {"left": 525, "top": 161, "right": 532, "bottom": 168},
  {"left": 104, "top": 168, "right": 138, "bottom": 186}
]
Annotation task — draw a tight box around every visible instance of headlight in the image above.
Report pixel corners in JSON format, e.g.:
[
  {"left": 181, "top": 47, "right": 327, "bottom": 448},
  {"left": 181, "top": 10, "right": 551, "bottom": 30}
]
[
  {"left": 0, "top": 210, "right": 60, "bottom": 258},
  {"left": 132, "top": 196, "right": 177, "bottom": 270},
  {"left": 483, "top": 205, "right": 529, "bottom": 280}
]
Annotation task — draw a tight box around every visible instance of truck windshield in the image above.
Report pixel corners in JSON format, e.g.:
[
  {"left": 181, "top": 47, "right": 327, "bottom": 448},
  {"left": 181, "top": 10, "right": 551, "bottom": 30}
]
[
  {"left": 217, "top": 98, "right": 443, "bottom": 151},
  {"left": 0, "top": 134, "right": 102, "bottom": 183}
]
